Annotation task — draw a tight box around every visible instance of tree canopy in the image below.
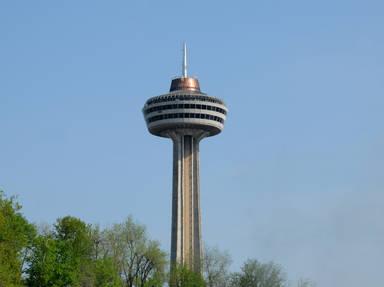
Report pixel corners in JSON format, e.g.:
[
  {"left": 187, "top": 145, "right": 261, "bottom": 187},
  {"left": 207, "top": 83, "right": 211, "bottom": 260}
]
[
  {"left": 0, "top": 191, "right": 35, "bottom": 287},
  {"left": 230, "top": 259, "right": 286, "bottom": 287},
  {"left": 0, "top": 191, "right": 315, "bottom": 287},
  {"left": 26, "top": 216, "right": 99, "bottom": 287},
  {"left": 25, "top": 216, "right": 167, "bottom": 287},
  {"left": 203, "top": 246, "right": 231, "bottom": 287},
  {"left": 170, "top": 264, "right": 206, "bottom": 287}
]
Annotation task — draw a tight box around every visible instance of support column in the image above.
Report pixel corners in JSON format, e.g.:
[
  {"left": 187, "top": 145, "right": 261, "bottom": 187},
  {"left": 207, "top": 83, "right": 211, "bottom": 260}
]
[{"left": 169, "top": 130, "right": 205, "bottom": 274}]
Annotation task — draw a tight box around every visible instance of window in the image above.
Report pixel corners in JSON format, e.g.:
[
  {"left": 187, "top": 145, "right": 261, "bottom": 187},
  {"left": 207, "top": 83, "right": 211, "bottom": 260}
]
[{"left": 147, "top": 113, "right": 224, "bottom": 124}]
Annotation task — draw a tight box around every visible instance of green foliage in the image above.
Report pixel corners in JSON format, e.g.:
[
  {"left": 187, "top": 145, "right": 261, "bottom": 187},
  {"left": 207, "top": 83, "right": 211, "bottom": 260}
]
[
  {"left": 26, "top": 216, "right": 167, "bottom": 287},
  {"left": 0, "top": 191, "right": 36, "bottom": 287},
  {"left": 93, "top": 257, "right": 121, "bottom": 287},
  {"left": 170, "top": 265, "right": 206, "bottom": 287},
  {"left": 203, "top": 246, "right": 232, "bottom": 287},
  {"left": 26, "top": 216, "right": 98, "bottom": 287},
  {"left": 26, "top": 234, "right": 58, "bottom": 286},
  {"left": 101, "top": 216, "right": 167, "bottom": 287},
  {"left": 230, "top": 259, "right": 286, "bottom": 287},
  {"left": 0, "top": 191, "right": 314, "bottom": 287}
]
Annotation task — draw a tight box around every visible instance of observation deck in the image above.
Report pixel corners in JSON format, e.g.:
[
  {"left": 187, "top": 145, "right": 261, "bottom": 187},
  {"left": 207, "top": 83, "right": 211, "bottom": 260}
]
[{"left": 143, "top": 77, "right": 227, "bottom": 138}]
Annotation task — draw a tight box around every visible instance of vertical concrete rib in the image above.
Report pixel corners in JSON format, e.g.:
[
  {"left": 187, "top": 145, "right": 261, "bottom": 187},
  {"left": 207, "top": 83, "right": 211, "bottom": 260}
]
[
  {"left": 193, "top": 138, "right": 202, "bottom": 272},
  {"left": 171, "top": 134, "right": 182, "bottom": 265},
  {"left": 170, "top": 131, "right": 203, "bottom": 273}
]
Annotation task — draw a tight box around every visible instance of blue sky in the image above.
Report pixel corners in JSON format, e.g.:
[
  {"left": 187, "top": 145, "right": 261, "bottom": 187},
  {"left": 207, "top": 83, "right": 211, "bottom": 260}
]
[{"left": 1, "top": 1, "right": 383, "bottom": 286}]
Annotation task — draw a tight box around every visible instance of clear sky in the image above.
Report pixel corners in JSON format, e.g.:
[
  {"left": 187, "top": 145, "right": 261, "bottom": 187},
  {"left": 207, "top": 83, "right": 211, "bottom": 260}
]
[{"left": 1, "top": 1, "right": 383, "bottom": 286}]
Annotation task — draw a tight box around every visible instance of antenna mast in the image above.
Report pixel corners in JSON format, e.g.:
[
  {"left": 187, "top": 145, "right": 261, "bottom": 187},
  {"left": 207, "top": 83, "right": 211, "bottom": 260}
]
[{"left": 182, "top": 42, "right": 188, "bottom": 77}]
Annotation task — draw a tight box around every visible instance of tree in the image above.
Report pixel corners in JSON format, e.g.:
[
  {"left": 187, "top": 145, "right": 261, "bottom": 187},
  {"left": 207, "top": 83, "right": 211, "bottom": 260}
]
[
  {"left": 101, "top": 216, "right": 167, "bottom": 287},
  {"left": 27, "top": 218, "right": 122, "bottom": 287},
  {"left": 93, "top": 257, "right": 121, "bottom": 287},
  {"left": 230, "top": 259, "right": 286, "bottom": 287},
  {"left": 26, "top": 215, "right": 166, "bottom": 287},
  {"left": 0, "top": 191, "right": 36, "bottom": 287},
  {"left": 135, "top": 240, "right": 167, "bottom": 287},
  {"left": 169, "top": 264, "right": 206, "bottom": 287},
  {"left": 203, "top": 246, "right": 232, "bottom": 287},
  {"left": 55, "top": 216, "right": 94, "bottom": 286},
  {"left": 90, "top": 226, "right": 121, "bottom": 287},
  {"left": 26, "top": 232, "right": 58, "bottom": 287},
  {"left": 27, "top": 216, "right": 96, "bottom": 287}
]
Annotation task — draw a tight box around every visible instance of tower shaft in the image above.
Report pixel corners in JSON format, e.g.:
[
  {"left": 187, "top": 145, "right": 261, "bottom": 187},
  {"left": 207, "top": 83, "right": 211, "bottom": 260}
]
[{"left": 168, "top": 130, "right": 206, "bottom": 273}]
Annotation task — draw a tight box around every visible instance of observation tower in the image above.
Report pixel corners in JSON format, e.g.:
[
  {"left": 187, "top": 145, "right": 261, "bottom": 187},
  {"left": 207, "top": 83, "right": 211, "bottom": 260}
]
[{"left": 143, "top": 44, "right": 227, "bottom": 273}]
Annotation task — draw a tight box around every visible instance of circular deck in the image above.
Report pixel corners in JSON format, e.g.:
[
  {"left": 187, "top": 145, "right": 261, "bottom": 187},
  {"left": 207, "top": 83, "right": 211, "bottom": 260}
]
[{"left": 143, "top": 91, "right": 227, "bottom": 138}]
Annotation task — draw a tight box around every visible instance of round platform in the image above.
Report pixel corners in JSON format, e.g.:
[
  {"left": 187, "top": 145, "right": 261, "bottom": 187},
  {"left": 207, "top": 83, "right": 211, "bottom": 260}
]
[{"left": 143, "top": 90, "right": 227, "bottom": 138}]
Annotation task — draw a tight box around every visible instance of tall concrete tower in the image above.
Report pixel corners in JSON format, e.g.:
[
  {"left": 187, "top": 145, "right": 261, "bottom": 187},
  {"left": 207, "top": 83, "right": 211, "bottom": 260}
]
[{"left": 143, "top": 44, "right": 227, "bottom": 273}]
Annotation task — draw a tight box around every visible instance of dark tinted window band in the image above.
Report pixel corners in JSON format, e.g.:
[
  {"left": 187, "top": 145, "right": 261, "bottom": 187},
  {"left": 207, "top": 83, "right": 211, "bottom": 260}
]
[
  {"left": 146, "top": 94, "right": 225, "bottom": 105},
  {"left": 145, "top": 104, "right": 227, "bottom": 115},
  {"left": 147, "top": 113, "right": 225, "bottom": 124}
]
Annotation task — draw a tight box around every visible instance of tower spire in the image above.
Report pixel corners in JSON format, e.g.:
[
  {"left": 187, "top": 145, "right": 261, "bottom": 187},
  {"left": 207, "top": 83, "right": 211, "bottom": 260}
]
[
  {"left": 170, "top": 42, "right": 200, "bottom": 92},
  {"left": 182, "top": 42, "right": 187, "bottom": 78}
]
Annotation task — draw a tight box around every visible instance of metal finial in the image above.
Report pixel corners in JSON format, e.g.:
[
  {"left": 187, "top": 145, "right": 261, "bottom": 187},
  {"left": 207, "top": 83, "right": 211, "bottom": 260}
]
[
  {"left": 170, "top": 42, "right": 200, "bottom": 92},
  {"left": 182, "top": 42, "right": 187, "bottom": 78}
]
